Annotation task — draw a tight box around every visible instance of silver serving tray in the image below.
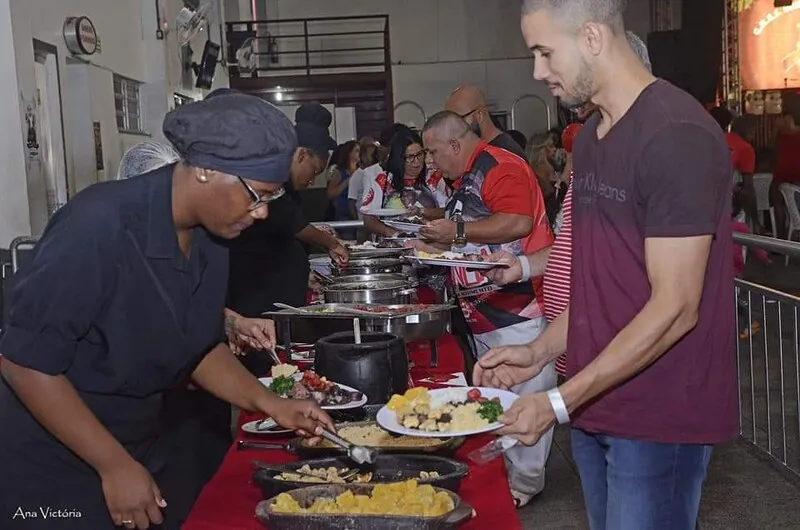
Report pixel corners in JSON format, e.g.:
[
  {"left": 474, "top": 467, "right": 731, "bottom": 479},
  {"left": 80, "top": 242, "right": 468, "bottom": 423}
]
[{"left": 264, "top": 304, "right": 453, "bottom": 345}]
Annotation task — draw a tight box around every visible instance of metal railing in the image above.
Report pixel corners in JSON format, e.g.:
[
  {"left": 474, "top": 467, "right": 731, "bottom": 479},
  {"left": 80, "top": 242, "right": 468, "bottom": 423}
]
[
  {"left": 734, "top": 232, "right": 800, "bottom": 477},
  {"left": 226, "top": 15, "right": 390, "bottom": 78}
]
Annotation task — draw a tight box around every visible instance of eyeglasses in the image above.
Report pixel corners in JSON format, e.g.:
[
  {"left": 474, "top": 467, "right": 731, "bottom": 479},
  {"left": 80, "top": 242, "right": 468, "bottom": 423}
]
[
  {"left": 405, "top": 150, "right": 427, "bottom": 163},
  {"left": 237, "top": 176, "right": 286, "bottom": 211},
  {"left": 459, "top": 108, "right": 481, "bottom": 119}
]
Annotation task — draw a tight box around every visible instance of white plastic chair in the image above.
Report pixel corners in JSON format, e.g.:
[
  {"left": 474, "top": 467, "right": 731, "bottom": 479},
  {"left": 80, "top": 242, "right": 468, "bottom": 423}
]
[{"left": 779, "top": 183, "right": 800, "bottom": 265}]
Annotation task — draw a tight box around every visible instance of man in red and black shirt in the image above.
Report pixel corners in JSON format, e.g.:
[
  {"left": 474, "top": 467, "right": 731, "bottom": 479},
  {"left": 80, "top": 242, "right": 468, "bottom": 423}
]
[{"left": 419, "top": 111, "right": 555, "bottom": 506}]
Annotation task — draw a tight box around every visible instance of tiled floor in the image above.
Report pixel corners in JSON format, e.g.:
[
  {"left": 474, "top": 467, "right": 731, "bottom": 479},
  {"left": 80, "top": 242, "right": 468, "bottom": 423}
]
[{"left": 519, "top": 258, "right": 800, "bottom": 529}]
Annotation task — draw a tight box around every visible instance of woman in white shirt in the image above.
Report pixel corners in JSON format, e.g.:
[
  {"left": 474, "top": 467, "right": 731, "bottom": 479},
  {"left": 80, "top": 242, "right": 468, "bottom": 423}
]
[{"left": 361, "top": 131, "right": 451, "bottom": 237}]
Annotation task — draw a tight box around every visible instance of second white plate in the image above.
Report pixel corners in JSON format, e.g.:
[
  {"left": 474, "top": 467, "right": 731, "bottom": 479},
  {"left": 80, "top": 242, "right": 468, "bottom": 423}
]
[
  {"left": 258, "top": 376, "right": 368, "bottom": 411},
  {"left": 409, "top": 257, "right": 508, "bottom": 270},
  {"left": 375, "top": 387, "right": 519, "bottom": 438}
]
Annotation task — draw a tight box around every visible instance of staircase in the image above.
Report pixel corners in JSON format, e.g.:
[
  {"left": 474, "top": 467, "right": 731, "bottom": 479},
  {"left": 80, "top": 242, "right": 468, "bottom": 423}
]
[{"left": 226, "top": 15, "right": 393, "bottom": 140}]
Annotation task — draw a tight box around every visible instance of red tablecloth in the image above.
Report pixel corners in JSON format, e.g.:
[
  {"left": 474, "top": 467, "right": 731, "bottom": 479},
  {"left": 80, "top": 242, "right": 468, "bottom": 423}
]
[{"left": 183, "top": 334, "right": 522, "bottom": 530}]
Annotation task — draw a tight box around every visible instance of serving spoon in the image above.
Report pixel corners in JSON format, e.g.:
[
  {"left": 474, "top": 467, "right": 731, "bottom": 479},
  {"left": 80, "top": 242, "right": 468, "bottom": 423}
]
[{"left": 319, "top": 429, "right": 377, "bottom": 465}]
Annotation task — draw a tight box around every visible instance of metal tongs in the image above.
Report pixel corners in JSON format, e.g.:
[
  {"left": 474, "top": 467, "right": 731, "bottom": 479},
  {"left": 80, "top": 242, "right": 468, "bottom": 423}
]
[
  {"left": 467, "top": 436, "right": 519, "bottom": 465},
  {"left": 320, "top": 429, "right": 377, "bottom": 465}
]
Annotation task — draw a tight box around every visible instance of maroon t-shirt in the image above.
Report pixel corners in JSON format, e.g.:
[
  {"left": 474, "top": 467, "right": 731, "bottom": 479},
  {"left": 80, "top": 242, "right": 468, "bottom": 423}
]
[{"left": 567, "top": 80, "right": 738, "bottom": 444}]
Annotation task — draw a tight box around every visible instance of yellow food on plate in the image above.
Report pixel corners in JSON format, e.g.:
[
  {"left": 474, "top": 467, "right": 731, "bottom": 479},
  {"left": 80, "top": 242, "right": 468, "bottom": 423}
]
[
  {"left": 394, "top": 388, "right": 500, "bottom": 433},
  {"left": 387, "top": 387, "right": 430, "bottom": 412},
  {"left": 271, "top": 363, "right": 298, "bottom": 378},
  {"left": 271, "top": 479, "right": 455, "bottom": 516}
]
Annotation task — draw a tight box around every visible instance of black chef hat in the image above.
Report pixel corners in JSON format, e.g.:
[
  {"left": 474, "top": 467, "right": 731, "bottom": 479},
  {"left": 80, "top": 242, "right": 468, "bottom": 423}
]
[
  {"left": 294, "top": 103, "right": 336, "bottom": 157},
  {"left": 163, "top": 92, "right": 297, "bottom": 183}
]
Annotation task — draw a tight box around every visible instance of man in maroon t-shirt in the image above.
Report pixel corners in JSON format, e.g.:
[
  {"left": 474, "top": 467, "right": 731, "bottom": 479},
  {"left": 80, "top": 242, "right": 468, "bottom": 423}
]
[{"left": 475, "top": 1, "right": 737, "bottom": 529}]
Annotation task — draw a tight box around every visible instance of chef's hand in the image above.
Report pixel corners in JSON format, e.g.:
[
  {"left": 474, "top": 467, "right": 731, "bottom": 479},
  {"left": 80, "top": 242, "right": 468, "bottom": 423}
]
[
  {"left": 308, "top": 272, "right": 325, "bottom": 294},
  {"left": 473, "top": 343, "right": 544, "bottom": 390},
  {"left": 419, "top": 219, "right": 456, "bottom": 245},
  {"left": 329, "top": 243, "right": 349, "bottom": 266},
  {"left": 497, "top": 392, "right": 556, "bottom": 446},
  {"left": 483, "top": 251, "right": 522, "bottom": 286},
  {"left": 102, "top": 459, "right": 167, "bottom": 529},
  {"left": 271, "top": 399, "right": 336, "bottom": 442},
  {"left": 231, "top": 317, "right": 276, "bottom": 354}
]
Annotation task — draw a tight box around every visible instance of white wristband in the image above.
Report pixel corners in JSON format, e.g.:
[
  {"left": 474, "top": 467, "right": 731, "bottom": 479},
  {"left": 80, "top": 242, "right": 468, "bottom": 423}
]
[
  {"left": 547, "top": 388, "right": 570, "bottom": 425},
  {"left": 518, "top": 254, "right": 532, "bottom": 282}
]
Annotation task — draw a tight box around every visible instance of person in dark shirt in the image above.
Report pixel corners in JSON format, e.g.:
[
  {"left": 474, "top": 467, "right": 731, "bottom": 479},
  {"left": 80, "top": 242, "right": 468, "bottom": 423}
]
[
  {"left": 476, "top": 1, "right": 736, "bottom": 529},
  {"left": 227, "top": 103, "right": 348, "bottom": 376},
  {"left": 0, "top": 93, "right": 334, "bottom": 530},
  {"left": 446, "top": 84, "right": 527, "bottom": 160}
]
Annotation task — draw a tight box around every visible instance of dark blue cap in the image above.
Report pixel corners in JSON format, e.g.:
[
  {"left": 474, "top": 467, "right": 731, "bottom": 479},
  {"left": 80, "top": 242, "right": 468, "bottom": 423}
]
[
  {"left": 294, "top": 103, "right": 336, "bottom": 157},
  {"left": 163, "top": 92, "right": 297, "bottom": 183}
]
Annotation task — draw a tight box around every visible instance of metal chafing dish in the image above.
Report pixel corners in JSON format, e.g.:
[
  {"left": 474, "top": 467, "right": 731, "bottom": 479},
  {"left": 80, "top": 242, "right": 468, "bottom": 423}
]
[
  {"left": 346, "top": 246, "right": 411, "bottom": 260},
  {"left": 333, "top": 258, "right": 404, "bottom": 276},
  {"left": 324, "top": 279, "right": 414, "bottom": 305},
  {"left": 331, "top": 273, "right": 417, "bottom": 287},
  {"left": 263, "top": 304, "right": 452, "bottom": 346}
]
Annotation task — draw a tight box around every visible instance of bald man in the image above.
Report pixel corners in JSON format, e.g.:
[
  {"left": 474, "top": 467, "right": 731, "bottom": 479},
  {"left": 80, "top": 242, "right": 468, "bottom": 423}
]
[
  {"left": 420, "top": 110, "right": 556, "bottom": 506},
  {"left": 446, "top": 85, "right": 527, "bottom": 159}
]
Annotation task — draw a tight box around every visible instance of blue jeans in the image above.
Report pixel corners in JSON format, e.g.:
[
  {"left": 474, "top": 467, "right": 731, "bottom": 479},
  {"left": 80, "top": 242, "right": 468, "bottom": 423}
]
[{"left": 571, "top": 428, "right": 712, "bottom": 530}]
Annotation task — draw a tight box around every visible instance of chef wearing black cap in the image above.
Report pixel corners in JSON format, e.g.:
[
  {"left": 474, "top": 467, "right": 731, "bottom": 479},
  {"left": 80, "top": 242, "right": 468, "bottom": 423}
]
[
  {"left": 0, "top": 93, "right": 335, "bottom": 530},
  {"left": 226, "top": 103, "right": 348, "bottom": 376}
]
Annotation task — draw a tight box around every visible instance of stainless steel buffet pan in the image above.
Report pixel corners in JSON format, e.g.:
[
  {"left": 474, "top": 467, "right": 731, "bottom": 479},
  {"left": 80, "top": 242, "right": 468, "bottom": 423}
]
[{"left": 263, "top": 304, "right": 452, "bottom": 344}]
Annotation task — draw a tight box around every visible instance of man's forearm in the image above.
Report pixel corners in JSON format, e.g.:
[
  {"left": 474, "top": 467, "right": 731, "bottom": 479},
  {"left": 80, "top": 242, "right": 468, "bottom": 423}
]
[
  {"left": 530, "top": 306, "right": 569, "bottom": 366},
  {"left": 1, "top": 360, "right": 132, "bottom": 475},
  {"left": 297, "top": 226, "right": 339, "bottom": 250},
  {"left": 527, "top": 247, "right": 552, "bottom": 278},
  {"left": 465, "top": 214, "right": 532, "bottom": 244},
  {"left": 191, "top": 343, "right": 279, "bottom": 412},
  {"left": 559, "top": 297, "right": 697, "bottom": 413}
]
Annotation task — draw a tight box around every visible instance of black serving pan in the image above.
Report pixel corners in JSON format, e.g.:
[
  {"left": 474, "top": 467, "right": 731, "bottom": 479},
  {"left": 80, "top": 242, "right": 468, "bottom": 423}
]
[
  {"left": 255, "top": 483, "right": 474, "bottom": 530},
  {"left": 252, "top": 454, "right": 469, "bottom": 499}
]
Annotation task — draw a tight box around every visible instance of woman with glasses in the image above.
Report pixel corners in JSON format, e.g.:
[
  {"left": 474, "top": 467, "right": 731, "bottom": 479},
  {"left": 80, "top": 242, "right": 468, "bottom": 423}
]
[
  {"left": 0, "top": 93, "right": 335, "bottom": 530},
  {"left": 362, "top": 131, "right": 451, "bottom": 237}
]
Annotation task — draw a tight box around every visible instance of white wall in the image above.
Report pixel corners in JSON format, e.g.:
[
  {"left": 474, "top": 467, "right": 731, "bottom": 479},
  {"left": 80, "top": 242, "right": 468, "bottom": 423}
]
[
  {"left": 252, "top": 0, "right": 654, "bottom": 138},
  {"left": 0, "top": 0, "right": 230, "bottom": 247},
  {"left": 0, "top": 0, "right": 31, "bottom": 249}
]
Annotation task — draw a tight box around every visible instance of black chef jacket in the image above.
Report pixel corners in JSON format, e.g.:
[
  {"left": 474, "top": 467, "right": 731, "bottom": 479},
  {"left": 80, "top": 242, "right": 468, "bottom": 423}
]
[
  {"left": 0, "top": 164, "right": 228, "bottom": 529},
  {"left": 226, "top": 182, "right": 311, "bottom": 317}
]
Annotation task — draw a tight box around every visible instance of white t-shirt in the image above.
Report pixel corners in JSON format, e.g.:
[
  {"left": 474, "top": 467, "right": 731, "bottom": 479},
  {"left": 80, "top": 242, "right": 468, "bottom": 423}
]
[
  {"left": 347, "top": 167, "right": 369, "bottom": 220},
  {"left": 357, "top": 164, "right": 389, "bottom": 212},
  {"left": 360, "top": 165, "right": 451, "bottom": 212}
]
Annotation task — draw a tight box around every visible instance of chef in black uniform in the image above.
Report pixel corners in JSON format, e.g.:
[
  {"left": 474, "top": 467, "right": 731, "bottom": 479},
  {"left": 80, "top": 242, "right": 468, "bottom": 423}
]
[
  {"left": 227, "top": 103, "right": 348, "bottom": 376},
  {"left": 0, "top": 92, "right": 334, "bottom": 530}
]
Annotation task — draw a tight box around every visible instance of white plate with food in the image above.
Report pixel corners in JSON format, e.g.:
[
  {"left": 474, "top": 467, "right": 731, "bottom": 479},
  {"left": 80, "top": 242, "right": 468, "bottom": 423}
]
[
  {"left": 408, "top": 251, "right": 508, "bottom": 270},
  {"left": 360, "top": 208, "right": 410, "bottom": 218},
  {"left": 376, "top": 387, "right": 518, "bottom": 438},
  {"left": 384, "top": 218, "right": 426, "bottom": 234},
  {"left": 260, "top": 364, "right": 368, "bottom": 410},
  {"left": 241, "top": 418, "right": 294, "bottom": 436}
]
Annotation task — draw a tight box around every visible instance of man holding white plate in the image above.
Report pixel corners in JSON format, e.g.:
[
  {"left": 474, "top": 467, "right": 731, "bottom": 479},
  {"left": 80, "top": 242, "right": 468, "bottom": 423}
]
[{"left": 418, "top": 111, "right": 556, "bottom": 508}]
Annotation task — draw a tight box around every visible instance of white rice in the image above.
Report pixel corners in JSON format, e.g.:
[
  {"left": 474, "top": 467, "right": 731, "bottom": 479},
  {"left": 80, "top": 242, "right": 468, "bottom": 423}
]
[{"left": 428, "top": 388, "right": 468, "bottom": 409}]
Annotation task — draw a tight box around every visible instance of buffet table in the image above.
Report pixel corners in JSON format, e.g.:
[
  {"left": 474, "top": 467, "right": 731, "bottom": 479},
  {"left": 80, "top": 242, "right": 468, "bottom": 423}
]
[{"left": 182, "top": 334, "right": 523, "bottom": 530}]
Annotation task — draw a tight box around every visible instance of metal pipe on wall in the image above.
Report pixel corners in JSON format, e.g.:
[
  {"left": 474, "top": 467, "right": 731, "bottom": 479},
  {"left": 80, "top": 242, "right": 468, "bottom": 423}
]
[{"left": 510, "top": 94, "right": 552, "bottom": 131}]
